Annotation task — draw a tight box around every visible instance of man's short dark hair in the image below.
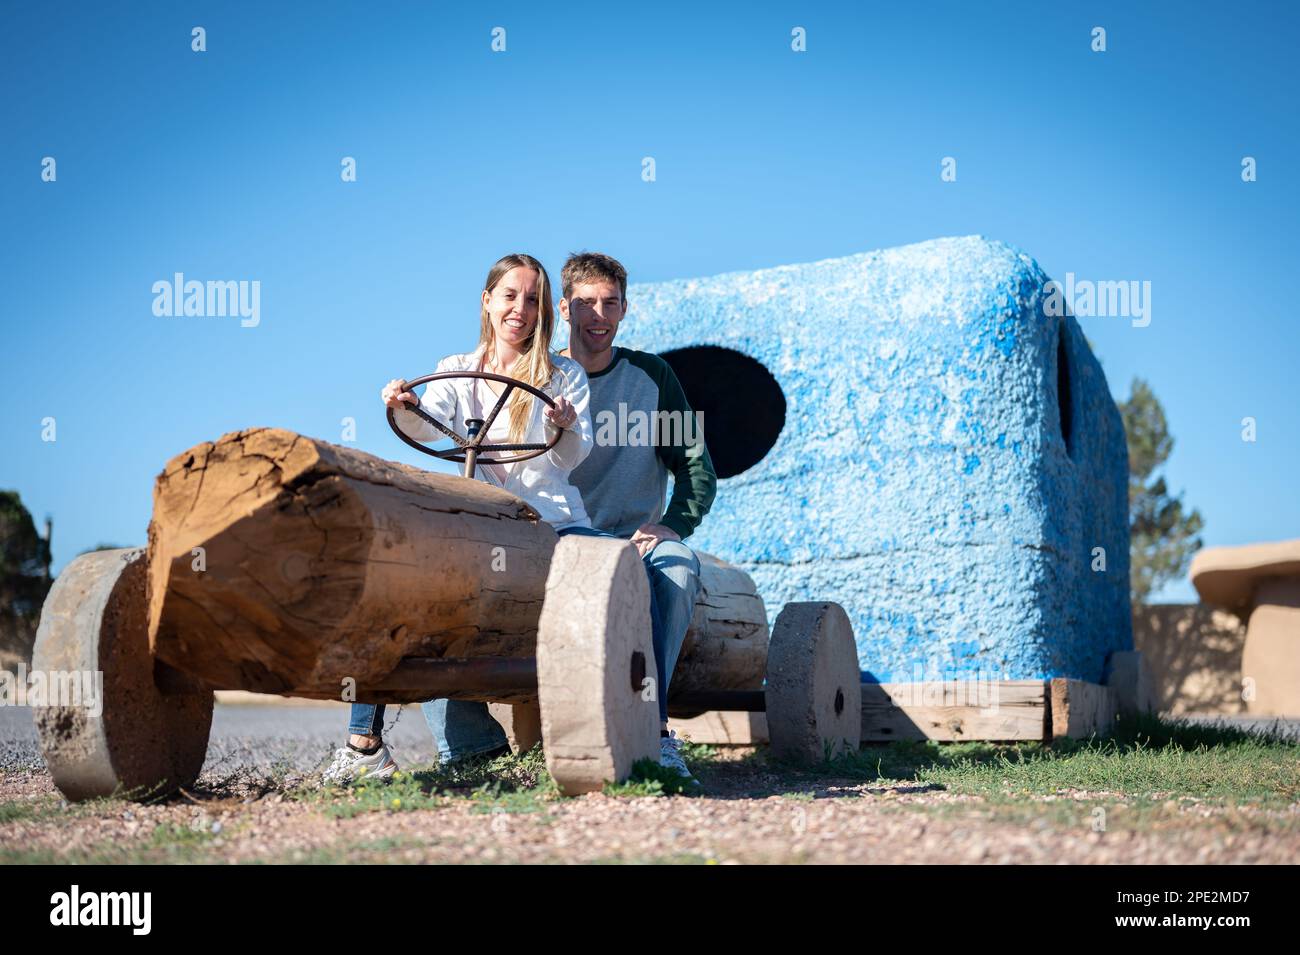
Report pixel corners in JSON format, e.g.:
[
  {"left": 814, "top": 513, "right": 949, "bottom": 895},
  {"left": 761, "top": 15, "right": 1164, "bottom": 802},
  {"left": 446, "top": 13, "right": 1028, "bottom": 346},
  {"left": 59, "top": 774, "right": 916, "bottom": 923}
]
[{"left": 561, "top": 252, "right": 628, "bottom": 303}]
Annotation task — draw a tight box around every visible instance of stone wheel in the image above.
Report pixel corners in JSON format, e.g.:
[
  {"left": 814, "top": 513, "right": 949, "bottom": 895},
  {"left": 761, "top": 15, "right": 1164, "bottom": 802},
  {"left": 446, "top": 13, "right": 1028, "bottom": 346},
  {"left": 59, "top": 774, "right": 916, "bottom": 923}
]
[
  {"left": 487, "top": 701, "right": 542, "bottom": 755},
  {"left": 765, "top": 601, "right": 862, "bottom": 763},
  {"left": 536, "top": 535, "right": 659, "bottom": 795},
  {"left": 33, "top": 548, "right": 213, "bottom": 801}
]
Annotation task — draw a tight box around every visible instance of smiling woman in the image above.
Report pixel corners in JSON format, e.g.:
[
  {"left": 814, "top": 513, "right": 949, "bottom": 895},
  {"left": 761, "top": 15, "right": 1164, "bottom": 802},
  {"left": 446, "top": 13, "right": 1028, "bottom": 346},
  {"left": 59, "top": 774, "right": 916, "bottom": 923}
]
[{"left": 474, "top": 254, "right": 556, "bottom": 446}]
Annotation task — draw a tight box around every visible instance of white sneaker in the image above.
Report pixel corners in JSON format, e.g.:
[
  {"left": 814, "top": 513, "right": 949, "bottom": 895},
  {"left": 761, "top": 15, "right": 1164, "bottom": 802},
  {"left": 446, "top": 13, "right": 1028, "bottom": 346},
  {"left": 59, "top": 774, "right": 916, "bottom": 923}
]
[
  {"left": 322, "top": 742, "right": 398, "bottom": 785},
  {"left": 658, "top": 731, "right": 697, "bottom": 785}
]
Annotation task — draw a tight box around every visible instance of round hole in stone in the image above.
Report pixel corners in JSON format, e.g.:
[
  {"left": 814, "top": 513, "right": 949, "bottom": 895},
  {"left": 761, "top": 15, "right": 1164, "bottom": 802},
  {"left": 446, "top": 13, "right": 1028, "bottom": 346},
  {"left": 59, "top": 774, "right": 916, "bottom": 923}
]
[
  {"left": 658, "top": 346, "right": 786, "bottom": 479},
  {"left": 630, "top": 651, "right": 647, "bottom": 694},
  {"left": 834, "top": 688, "right": 845, "bottom": 716},
  {"left": 1057, "top": 320, "right": 1074, "bottom": 455}
]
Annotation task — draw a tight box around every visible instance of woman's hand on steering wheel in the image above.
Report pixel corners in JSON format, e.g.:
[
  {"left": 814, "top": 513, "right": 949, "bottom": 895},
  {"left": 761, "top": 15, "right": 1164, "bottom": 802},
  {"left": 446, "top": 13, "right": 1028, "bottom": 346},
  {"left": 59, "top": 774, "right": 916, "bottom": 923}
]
[
  {"left": 544, "top": 395, "right": 577, "bottom": 430},
  {"left": 382, "top": 378, "right": 418, "bottom": 410}
]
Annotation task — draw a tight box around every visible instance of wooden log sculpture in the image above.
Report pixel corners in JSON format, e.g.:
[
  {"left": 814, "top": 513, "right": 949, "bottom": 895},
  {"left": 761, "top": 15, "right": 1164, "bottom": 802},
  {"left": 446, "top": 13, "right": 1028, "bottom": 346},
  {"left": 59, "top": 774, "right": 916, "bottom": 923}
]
[
  {"left": 145, "top": 427, "right": 768, "bottom": 704},
  {"left": 35, "top": 426, "right": 861, "bottom": 801}
]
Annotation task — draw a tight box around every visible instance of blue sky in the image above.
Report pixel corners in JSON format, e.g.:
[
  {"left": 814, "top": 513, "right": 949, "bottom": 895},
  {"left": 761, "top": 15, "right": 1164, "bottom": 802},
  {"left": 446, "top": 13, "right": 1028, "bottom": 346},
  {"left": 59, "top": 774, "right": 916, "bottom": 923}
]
[{"left": 2, "top": 1, "right": 1296, "bottom": 602}]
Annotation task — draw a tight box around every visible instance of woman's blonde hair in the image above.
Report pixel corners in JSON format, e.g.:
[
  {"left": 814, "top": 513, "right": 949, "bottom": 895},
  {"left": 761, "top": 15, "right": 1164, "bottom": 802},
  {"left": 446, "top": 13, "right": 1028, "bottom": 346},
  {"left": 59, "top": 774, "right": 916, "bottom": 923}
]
[{"left": 477, "top": 253, "right": 557, "bottom": 445}]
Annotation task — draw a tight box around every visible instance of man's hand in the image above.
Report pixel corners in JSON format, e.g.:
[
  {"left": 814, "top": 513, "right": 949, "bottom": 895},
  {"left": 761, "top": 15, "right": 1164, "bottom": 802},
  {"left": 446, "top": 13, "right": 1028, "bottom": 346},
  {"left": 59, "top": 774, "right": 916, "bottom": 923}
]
[{"left": 630, "top": 522, "right": 680, "bottom": 558}]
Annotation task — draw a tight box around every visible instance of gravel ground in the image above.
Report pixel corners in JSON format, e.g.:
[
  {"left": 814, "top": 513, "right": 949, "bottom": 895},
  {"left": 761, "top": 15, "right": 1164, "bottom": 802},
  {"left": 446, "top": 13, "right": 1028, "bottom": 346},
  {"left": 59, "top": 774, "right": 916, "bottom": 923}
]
[
  {"left": 0, "top": 701, "right": 433, "bottom": 777},
  {"left": 3, "top": 703, "right": 1298, "bottom": 864}
]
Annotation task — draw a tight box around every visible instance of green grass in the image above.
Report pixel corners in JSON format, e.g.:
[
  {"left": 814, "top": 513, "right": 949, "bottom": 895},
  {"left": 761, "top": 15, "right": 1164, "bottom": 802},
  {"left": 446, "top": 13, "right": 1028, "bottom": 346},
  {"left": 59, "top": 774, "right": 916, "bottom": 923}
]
[
  {"left": 677, "top": 739, "right": 721, "bottom": 765},
  {"left": 758, "top": 713, "right": 1300, "bottom": 829},
  {"left": 0, "top": 818, "right": 224, "bottom": 864},
  {"left": 147, "top": 821, "right": 218, "bottom": 852},
  {"left": 299, "top": 769, "right": 446, "bottom": 819},
  {"left": 255, "top": 836, "right": 430, "bottom": 865},
  {"left": 468, "top": 784, "right": 553, "bottom": 815},
  {"left": 0, "top": 846, "right": 125, "bottom": 864},
  {"left": 874, "top": 714, "right": 1297, "bottom": 803},
  {"left": 298, "top": 745, "right": 559, "bottom": 818},
  {"left": 604, "top": 757, "right": 702, "bottom": 797},
  {"left": 0, "top": 794, "right": 128, "bottom": 825},
  {"left": 0, "top": 799, "right": 47, "bottom": 824},
  {"left": 301, "top": 741, "right": 704, "bottom": 808}
]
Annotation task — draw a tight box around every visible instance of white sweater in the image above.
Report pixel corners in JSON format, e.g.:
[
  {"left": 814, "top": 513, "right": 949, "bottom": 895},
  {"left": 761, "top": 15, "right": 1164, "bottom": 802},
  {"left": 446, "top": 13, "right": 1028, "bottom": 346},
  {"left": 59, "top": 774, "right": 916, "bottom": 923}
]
[{"left": 393, "top": 347, "right": 594, "bottom": 530}]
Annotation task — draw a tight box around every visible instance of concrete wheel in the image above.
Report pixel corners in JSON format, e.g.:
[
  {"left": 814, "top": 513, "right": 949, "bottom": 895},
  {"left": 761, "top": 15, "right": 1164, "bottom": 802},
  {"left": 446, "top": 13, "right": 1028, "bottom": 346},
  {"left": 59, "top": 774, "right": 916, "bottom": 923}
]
[
  {"left": 32, "top": 548, "right": 212, "bottom": 801},
  {"left": 765, "top": 601, "right": 861, "bottom": 763},
  {"left": 536, "top": 535, "right": 659, "bottom": 795}
]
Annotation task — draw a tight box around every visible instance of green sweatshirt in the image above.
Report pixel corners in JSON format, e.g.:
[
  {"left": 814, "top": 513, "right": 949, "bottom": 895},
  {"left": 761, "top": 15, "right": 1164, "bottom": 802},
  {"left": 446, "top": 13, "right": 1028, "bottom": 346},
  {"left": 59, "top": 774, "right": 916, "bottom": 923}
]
[{"left": 568, "top": 347, "right": 717, "bottom": 540}]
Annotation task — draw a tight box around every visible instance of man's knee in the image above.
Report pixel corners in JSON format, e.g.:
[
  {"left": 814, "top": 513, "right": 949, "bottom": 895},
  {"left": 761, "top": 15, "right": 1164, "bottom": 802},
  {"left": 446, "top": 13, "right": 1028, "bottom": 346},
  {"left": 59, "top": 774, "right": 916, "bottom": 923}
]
[{"left": 645, "top": 540, "right": 702, "bottom": 597}]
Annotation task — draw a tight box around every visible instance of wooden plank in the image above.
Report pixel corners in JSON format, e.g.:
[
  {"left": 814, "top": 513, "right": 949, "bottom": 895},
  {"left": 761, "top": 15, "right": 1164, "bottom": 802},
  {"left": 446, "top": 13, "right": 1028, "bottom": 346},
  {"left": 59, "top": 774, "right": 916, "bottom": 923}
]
[
  {"left": 552, "top": 677, "right": 1122, "bottom": 746},
  {"left": 861, "top": 680, "right": 1048, "bottom": 742},
  {"left": 1049, "top": 678, "right": 1117, "bottom": 739}
]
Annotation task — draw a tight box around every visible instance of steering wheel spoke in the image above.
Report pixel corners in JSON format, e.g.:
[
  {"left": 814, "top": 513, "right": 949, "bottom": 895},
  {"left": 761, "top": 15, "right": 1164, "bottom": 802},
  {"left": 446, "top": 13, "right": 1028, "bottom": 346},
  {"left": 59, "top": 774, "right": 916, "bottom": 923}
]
[
  {"left": 474, "top": 383, "right": 516, "bottom": 447},
  {"left": 403, "top": 402, "right": 470, "bottom": 448},
  {"left": 386, "top": 371, "right": 561, "bottom": 479}
]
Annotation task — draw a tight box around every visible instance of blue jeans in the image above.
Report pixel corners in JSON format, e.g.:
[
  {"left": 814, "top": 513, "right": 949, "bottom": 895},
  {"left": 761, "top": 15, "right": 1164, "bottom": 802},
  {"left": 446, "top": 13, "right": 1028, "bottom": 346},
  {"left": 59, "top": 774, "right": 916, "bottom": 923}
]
[
  {"left": 346, "top": 696, "right": 511, "bottom": 765},
  {"left": 345, "top": 525, "right": 702, "bottom": 760}
]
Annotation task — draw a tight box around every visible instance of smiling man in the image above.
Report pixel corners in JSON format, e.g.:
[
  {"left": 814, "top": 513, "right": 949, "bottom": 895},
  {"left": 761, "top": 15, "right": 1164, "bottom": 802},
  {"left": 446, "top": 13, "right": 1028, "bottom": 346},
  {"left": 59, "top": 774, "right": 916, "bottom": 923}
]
[{"left": 558, "top": 251, "right": 717, "bottom": 783}]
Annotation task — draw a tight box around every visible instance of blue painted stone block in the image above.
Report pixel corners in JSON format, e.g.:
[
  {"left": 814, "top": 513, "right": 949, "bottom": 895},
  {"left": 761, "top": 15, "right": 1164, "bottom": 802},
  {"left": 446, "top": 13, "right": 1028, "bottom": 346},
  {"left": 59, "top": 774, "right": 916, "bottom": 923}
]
[{"left": 620, "top": 236, "right": 1131, "bottom": 683}]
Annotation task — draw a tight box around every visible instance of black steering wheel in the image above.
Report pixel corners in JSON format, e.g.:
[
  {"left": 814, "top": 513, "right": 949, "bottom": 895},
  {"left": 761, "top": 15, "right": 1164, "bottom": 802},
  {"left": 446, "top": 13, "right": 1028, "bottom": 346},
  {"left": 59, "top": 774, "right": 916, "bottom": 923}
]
[{"left": 386, "top": 371, "right": 561, "bottom": 479}]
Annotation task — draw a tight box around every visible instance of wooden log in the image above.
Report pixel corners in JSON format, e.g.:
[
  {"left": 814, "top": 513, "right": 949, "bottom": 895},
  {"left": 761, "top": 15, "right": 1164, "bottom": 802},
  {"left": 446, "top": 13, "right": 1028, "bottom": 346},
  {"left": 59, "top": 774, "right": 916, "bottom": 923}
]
[
  {"left": 1049, "top": 678, "right": 1117, "bottom": 739},
  {"left": 861, "top": 680, "right": 1047, "bottom": 742},
  {"left": 145, "top": 427, "right": 768, "bottom": 702},
  {"left": 669, "top": 711, "right": 769, "bottom": 745},
  {"left": 669, "top": 552, "right": 769, "bottom": 699},
  {"left": 146, "top": 427, "right": 553, "bottom": 700}
]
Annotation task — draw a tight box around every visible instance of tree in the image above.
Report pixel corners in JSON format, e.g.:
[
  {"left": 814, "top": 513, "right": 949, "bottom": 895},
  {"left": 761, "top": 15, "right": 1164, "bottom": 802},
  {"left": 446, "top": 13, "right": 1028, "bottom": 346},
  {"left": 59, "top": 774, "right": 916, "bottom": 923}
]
[
  {"left": 1119, "top": 379, "right": 1204, "bottom": 606},
  {"left": 0, "top": 490, "right": 53, "bottom": 666}
]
